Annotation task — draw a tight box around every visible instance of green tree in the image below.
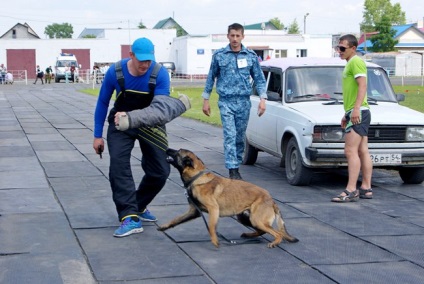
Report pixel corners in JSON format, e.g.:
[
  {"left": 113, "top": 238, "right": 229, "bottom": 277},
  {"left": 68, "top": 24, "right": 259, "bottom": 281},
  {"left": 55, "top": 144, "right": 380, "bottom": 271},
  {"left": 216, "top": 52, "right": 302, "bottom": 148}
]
[
  {"left": 361, "top": 0, "right": 406, "bottom": 32},
  {"left": 269, "top": 17, "right": 284, "bottom": 30},
  {"left": 369, "top": 15, "right": 398, "bottom": 52},
  {"left": 287, "top": 19, "right": 300, "bottom": 34},
  {"left": 167, "top": 24, "right": 187, "bottom": 37},
  {"left": 138, "top": 20, "right": 146, "bottom": 29},
  {"left": 44, "top": 23, "right": 73, "bottom": 38}
]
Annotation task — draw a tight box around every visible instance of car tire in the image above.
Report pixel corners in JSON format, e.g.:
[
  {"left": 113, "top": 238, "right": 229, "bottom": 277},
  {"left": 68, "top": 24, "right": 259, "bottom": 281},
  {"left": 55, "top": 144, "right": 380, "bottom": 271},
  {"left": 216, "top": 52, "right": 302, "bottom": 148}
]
[
  {"left": 399, "top": 167, "right": 424, "bottom": 184},
  {"left": 55, "top": 77, "right": 59, "bottom": 83},
  {"left": 285, "top": 137, "right": 312, "bottom": 186},
  {"left": 242, "top": 137, "right": 258, "bottom": 165}
]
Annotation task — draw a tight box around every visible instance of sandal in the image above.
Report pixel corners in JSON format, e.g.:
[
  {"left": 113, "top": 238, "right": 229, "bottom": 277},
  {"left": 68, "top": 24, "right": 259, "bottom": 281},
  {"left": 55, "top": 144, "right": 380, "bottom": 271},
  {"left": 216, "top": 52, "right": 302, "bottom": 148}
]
[
  {"left": 359, "top": 188, "right": 373, "bottom": 199},
  {"left": 331, "top": 189, "right": 359, "bottom": 203}
]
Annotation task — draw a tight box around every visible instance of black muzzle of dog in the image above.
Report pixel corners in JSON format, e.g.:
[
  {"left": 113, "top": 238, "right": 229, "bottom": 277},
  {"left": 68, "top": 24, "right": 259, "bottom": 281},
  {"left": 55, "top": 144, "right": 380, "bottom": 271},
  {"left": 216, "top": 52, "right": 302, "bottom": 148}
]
[{"left": 166, "top": 148, "right": 178, "bottom": 163}]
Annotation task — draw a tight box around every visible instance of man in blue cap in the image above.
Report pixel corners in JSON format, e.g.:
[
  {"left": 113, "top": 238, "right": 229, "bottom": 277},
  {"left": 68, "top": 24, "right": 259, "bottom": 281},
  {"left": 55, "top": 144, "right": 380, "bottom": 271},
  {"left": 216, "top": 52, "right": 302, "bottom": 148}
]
[{"left": 93, "top": 37, "right": 189, "bottom": 237}]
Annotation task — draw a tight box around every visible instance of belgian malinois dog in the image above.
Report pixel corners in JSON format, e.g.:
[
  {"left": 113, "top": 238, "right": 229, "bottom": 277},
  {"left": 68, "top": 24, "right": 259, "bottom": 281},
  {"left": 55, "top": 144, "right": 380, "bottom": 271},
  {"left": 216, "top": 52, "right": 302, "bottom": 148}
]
[{"left": 158, "top": 148, "right": 299, "bottom": 248}]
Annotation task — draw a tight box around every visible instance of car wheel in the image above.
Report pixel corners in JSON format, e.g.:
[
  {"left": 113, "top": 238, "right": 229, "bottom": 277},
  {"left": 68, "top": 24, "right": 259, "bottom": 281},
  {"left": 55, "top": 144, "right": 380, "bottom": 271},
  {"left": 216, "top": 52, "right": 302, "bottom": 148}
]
[
  {"left": 399, "top": 167, "right": 424, "bottom": 184},
  {"left": 55, "top": 77, "right": 59, "bottom": 83},
  {"left": 242, "top": 137, "right": 258, "bottom": 165},
  {"left": 285, "top": 137, "right": 312, "bottom": 186}
]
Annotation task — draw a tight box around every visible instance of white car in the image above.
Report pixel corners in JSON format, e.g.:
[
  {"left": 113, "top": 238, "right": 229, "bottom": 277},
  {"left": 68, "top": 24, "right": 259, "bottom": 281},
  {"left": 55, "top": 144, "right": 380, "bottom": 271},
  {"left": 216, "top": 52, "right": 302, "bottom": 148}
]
[
  {"left": 244, "top": 57, "right": 424, "bottom": 185},
  {"left": 55, "top": 53, "right": 80, "bottom": 83}
]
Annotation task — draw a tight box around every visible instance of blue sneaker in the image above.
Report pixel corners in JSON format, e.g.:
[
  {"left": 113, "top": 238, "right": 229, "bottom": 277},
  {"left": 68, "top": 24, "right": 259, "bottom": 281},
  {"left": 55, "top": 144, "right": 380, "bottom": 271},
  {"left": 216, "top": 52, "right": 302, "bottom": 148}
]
[
  {"left": 139, "top": 209, "right": 157, "bottom": 222},
  {"left": 113, "top": 215, "right": 143, "bottom": 237}
]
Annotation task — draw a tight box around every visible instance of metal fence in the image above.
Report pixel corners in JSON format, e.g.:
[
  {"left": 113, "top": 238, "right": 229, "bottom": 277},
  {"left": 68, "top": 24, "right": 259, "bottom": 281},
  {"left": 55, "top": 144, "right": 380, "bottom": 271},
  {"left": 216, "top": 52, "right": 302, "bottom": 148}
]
[
  {"left": 0, "top": 70, "right": 28, "bottom": 85},
  {"left": 3, "top": 68, "right": 423, "bottom": 87}
]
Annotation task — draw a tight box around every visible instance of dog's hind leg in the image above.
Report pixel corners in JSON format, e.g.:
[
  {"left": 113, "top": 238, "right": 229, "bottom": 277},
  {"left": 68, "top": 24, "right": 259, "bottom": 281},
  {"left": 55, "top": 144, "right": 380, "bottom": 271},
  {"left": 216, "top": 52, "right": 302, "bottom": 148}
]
[
  {"left": 274, "top": 204, "right": 298, "bottom": 243},
  {"left": 248, "top": 204, "right": 285, "bottom": 248},
  {"left": 250, "top": 222, "right": 283, "bottom": 248},
  {"left": 235, "top": 212, "right": 265, "bottom": 238},
  {"left": 275, "top": 213, "right": 299, "bottom": 243},
  {"left": 157, "top": 206, "right": 200, "bottom": 231}
]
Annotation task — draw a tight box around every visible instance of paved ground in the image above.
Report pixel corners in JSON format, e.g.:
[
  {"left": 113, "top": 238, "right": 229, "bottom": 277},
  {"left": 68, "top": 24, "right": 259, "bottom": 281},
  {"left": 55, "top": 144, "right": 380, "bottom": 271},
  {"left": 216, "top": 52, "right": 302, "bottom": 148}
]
[{"left": 1, "top": 83, "right": 424, "bottom": 284}]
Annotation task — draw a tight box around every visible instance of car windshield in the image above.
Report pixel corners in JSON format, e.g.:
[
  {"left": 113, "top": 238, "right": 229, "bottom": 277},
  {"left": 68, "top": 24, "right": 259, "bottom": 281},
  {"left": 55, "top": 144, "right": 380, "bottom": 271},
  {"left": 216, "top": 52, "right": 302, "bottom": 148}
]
[
  {"left": 160, "top": 62, "right": 175, "bottom": 69},
  {"left": 285, "top": 66, "right": 397, "bottom": 103},
  {"left": 57, "top": 60, "right": 77, "bottom": 67}
]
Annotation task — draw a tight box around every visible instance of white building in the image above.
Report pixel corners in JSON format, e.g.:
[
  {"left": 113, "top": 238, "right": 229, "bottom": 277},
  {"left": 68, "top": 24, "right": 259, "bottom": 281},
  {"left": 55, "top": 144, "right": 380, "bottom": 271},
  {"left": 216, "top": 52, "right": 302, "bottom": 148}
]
[
  {"left": 1, "top": 25, "right": 333, "bottom": 79},
  {"left": 171, "top": 31, "right": 333, "bottom": 76}
]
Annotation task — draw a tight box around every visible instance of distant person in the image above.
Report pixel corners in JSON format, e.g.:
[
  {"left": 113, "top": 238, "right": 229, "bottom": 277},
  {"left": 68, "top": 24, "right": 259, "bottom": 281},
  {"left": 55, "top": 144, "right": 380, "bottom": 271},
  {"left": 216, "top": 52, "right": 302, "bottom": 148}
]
[
  {"left": 104, "top": 63, "right": 110, "bottom": 73},
  {"left": 33, "top": 65, "right": 44, "bottom": 84},
  {"left": 100, "top": 64, "right": 106, "bottom": 74},
  {"left": 0, "top": 63, "right": 6, "bottom": 84},
  {"left": 93, "top": 65, "right": 101, "bottom": 84},
  {"left": 5, "top": 72, "right": 13, "bottom": 84},
  {"left": 201, "top": 23, "right": 267, "bottom": 180},
  {"left": 45, "top": 66, "right": 53, "bottom": 84},
  {"left": 70, "top": 64, "right": 76, "bottom": 82},
  {"left": 332, "top": 34, "right": 373, "bottom": 202}
]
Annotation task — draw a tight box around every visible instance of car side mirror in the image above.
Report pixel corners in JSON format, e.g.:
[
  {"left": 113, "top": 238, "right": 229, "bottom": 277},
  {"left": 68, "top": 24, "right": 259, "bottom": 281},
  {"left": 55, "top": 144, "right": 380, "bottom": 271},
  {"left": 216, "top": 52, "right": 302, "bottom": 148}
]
[{"left": 396, "top": 94, "right": 405, "bottom": 102}]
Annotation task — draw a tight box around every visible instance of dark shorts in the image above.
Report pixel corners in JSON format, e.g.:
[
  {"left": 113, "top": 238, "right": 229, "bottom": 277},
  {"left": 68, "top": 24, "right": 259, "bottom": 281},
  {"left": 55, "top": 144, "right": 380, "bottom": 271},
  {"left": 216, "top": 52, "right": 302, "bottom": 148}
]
[{"left": 345, "top": 109, "right": 371, "bottom": 136}]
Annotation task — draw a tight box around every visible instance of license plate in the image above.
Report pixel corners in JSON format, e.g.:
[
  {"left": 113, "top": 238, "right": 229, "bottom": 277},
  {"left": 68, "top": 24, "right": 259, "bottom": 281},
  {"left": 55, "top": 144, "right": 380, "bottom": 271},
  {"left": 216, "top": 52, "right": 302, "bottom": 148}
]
[{"left": 370, "top": 153, "right": 402, "bottom": 164}]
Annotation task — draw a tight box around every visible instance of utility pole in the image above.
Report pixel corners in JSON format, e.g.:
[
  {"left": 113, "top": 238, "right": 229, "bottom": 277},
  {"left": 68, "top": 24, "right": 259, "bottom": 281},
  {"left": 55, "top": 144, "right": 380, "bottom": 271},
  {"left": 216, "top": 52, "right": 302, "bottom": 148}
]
[{"left": 304, "top": 13, "right": 310, "bottom": 34}]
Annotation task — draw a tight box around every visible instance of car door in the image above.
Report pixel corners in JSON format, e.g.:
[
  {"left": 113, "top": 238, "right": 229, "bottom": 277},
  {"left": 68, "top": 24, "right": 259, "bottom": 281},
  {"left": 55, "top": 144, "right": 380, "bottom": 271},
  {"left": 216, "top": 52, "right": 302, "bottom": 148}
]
[{"left": 248, "top": 68, "right": 281, "bottom": 154}]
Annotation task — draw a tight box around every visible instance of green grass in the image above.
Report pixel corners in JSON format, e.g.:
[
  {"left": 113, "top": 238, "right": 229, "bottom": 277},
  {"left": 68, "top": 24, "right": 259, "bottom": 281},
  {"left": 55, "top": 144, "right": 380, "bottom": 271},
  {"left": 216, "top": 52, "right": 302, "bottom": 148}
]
[
  {"left": 170, "top": 87, "right": 221, "bottom": 126},
  {"left": 393, "top": 85, "right": 424, "bottom": 113},
  {"left": 80, "top": 84, "right": 424, "bottom": 127},
  {"left": 80, "top": 87, "right": 222, "bottom": 126}
]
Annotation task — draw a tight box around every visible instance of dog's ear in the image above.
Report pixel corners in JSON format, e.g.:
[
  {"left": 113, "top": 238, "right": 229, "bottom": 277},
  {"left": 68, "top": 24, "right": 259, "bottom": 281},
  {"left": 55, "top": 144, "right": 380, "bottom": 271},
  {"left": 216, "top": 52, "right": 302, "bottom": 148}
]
[{"left": 182, "top": 156, "right": 195, "bottom": 168}]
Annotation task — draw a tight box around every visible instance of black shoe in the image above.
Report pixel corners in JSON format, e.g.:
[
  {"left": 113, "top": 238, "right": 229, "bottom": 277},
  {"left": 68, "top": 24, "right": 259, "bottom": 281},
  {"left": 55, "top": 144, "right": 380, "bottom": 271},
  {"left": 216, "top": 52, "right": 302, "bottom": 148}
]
[{"left": 229, "top": 168, "right": 242, "bottom": 180}]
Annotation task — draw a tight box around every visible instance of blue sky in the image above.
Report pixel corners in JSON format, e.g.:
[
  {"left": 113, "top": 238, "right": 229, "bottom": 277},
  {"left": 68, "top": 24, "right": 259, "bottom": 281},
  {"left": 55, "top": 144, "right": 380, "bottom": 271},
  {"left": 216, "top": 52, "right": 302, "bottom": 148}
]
[{"left": 0, "top": 0, "right": 422, "bottom": 38}]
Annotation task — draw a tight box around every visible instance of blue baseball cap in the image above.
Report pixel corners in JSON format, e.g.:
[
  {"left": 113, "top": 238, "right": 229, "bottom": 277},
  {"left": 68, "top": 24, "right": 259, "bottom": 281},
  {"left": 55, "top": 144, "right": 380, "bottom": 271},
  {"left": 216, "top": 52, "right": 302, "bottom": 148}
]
[{"left": 131, "top": 37, "right": 155, "bottom": 61}]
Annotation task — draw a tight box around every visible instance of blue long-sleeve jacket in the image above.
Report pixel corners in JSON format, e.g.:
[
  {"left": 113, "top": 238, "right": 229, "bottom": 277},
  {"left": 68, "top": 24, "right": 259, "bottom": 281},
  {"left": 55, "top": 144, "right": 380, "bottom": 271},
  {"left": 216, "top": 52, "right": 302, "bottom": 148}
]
[
  {"left": 202, "top": 44, "right": 267, "bottom": 100},
  {"left": 93, "top": 59, "right": 170, "bottom": 138}
]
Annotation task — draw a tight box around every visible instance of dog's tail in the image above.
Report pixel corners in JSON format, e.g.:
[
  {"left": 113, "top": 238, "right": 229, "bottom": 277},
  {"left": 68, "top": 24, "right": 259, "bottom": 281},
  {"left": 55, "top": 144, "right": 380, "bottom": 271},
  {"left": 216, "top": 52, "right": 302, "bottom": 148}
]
[{"left": 274, "top": 203, "right": 299, "bottom": 243}]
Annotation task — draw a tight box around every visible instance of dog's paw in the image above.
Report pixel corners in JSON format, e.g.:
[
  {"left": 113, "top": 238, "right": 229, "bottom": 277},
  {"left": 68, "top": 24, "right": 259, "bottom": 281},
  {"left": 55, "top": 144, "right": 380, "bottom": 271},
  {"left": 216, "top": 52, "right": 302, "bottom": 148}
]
[{"left": 157, "top": 226, "right": 167, "bottom": 231}]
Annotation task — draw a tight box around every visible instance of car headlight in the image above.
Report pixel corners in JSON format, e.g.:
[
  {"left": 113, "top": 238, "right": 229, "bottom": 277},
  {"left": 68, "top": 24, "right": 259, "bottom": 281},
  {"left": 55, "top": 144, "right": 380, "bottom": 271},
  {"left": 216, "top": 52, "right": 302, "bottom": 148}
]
[
  {"left": 406, "top": 127, "right": 424, "bottom": 141},
  {"left": 313, "top": 126, "right": 344, "bottom": 142}
]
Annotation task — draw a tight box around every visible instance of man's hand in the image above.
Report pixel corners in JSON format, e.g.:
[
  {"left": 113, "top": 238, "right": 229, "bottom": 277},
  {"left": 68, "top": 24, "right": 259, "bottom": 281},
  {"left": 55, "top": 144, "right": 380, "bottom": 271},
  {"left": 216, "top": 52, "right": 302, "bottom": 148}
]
[
  {"left": 93, "top": 138, "right": 104, "bottom": 158},
  {"left": 341, "top": 116, "right": 347, "bottom": 129},
  {"left": 257, "top": 98, "right": 266, "bottom": 117},
  {"left": 202, "top": 99, "right": 211, "bottom": 116},
  {"left": 350, "top": 108, "right": 361, "bottom": 125}
]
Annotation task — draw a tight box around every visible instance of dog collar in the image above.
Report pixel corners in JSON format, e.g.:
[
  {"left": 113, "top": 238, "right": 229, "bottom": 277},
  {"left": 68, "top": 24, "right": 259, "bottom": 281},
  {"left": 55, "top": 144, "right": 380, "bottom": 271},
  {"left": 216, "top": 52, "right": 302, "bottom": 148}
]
[{"left": 183, "top": 170, "right": 207, "bottom": 189}]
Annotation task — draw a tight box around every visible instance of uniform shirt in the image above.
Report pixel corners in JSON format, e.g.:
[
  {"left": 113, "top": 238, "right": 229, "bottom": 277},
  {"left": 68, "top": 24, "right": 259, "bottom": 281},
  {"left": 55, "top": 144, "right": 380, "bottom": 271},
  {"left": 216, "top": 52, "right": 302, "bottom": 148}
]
[
  {"left": 202, "top": 44, "right": 267, "bottom": 100},
  {"left": 93, "top": 58, "right": 170, "bottom": 138},
  {"left": 342, "top": 55, "right": 369, "bottom": 112}
]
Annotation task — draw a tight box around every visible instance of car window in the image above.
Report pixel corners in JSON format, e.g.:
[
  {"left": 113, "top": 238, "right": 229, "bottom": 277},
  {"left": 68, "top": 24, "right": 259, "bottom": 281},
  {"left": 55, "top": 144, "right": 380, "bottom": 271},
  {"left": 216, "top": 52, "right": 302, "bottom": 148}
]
[
  {"left": 56, "top": 60, "right": 77, "bottom": 67},
  {"left": 285, "top": 66, "right": 397, "bottom": 103},
  {"left": 160, "top": 62, "right": 175, "bottom": 70},
  {"left": 367, "top": 68, "right": 397, "bottom": 102},
  {"left": 266, "top": 72, "right": 282, "bottom": 101},
  {"left": 252, "top": 69, "right": 269, "bottom": 97},
  {"left": 285, "top": 67, "right": 343, "bottom": 103}
]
